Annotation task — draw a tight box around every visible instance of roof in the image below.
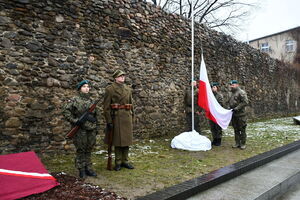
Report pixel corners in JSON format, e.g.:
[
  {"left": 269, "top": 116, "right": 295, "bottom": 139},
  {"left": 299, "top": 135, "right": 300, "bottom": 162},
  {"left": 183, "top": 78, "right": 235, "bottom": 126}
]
[{"left": 249, "top": 26, "right": 300, "bottom": 42}]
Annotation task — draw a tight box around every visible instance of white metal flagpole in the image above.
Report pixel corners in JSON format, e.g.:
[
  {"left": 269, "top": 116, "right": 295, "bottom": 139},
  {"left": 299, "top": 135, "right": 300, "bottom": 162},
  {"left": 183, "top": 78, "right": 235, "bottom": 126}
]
[{"left": 191, "top": 0, "right": 195, "bottom": 131}]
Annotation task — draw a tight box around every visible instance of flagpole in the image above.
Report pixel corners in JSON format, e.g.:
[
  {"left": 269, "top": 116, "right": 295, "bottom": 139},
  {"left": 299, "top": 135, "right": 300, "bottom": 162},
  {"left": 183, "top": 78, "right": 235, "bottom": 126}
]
[{"left": 191, "top": 0, "right": 195, "bottom": 131}]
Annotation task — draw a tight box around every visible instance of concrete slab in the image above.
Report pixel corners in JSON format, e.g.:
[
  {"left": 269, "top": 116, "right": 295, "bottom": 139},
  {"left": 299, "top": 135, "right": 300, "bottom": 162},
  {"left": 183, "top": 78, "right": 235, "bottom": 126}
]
[
  {"left": 276, "top": 182, "right": 300, "bottom": 200},
  {"left": 187, "top": 149, "right": 300, "bottom": 200},
  {"left": 137, "top": 140, "right": 300, "bottom": 200}
]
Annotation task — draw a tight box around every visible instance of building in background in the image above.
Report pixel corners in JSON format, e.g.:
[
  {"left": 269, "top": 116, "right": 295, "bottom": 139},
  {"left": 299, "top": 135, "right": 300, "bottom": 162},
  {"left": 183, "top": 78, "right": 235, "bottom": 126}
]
[{"left": 249, "top": 26, "right": 300, "bottom": 65}]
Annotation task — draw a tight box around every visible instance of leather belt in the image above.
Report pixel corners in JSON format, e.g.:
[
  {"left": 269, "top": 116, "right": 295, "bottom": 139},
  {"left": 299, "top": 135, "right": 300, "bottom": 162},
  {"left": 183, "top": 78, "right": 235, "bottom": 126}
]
[{"left": 111, "top": 104, "right": 132, "bottom": 110}]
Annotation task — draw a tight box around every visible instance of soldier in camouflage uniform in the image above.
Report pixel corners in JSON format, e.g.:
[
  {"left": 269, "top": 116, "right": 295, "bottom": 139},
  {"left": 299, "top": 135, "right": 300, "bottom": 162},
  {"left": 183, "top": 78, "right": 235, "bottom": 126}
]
[
  {"left": 103, "top": 70, "right": 134, "bottom": 171},
  {"left": 62, "top": 80, "right": 100, "bottom": 178},
  {"left": 184, "top": 80, "right": 201, "bottom": 133},
  {"left": 228, "top": 80, "right": 249, "bottom": 150},
  {"left": 209, "top": 82, "right": 224, "bottom": 146}
]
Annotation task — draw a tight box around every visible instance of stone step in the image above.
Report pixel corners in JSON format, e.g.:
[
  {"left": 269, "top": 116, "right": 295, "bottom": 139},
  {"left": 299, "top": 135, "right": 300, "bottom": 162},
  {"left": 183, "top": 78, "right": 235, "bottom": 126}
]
[
  {"left": 136, "top": 140, "right": 300, "bottom": 200},
  {"left": 275, "top": 182, "right": 300, "bottom": 200},
  {"left": 187, "top": 149, "right": 300, "bottom": 200}
]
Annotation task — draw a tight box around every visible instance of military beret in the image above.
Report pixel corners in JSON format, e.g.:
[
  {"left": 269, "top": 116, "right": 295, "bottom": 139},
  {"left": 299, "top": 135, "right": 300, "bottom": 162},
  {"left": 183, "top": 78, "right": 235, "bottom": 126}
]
[
  {"left": 229, "top": 80, "right": 238, "bottom": 85},
  {"left": 211, "top": 82, "right": 219, "bottom": 87},
  {"left": 113, "top": 70, "right": 126, "bottom": 78},
  {"left": 76, "top": 80, "right": 90, "bottom": 90}
]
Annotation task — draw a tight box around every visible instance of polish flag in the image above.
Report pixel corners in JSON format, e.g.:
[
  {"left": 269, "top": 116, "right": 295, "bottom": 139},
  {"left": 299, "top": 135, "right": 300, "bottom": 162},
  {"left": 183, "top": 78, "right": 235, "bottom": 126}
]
[
  {"left": 0, "top": 151, "right": 59, "bottom": 200},
  {"left": 198, "top": 55, "right": 232, "bottom": 129}
]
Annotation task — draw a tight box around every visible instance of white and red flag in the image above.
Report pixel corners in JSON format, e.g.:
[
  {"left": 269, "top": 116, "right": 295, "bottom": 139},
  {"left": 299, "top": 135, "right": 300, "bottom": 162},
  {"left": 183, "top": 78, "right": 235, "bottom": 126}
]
[
  {"left": 198, "top": 55, "right": 232, "bottom": 129},
  {"left": 0, "top": 151, "right": 59, "bottom": 200}
]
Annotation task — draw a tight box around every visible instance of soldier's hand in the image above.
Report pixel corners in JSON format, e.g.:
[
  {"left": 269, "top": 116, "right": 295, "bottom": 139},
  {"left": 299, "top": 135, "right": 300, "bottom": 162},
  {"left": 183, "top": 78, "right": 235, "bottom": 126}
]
[
  {"left": 74, "top": 119, "right": 83, "bottom": 126},
  {"left": 107, "top": 123, "right": 113, "bottom": 130},
  {"left": 86, "top": 113, "right": 96, "bottom": 123}
]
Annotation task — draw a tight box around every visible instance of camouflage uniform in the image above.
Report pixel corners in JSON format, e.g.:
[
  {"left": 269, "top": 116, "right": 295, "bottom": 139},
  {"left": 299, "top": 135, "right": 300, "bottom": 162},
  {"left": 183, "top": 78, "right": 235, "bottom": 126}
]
[
  {"left": 209, "top": 90, "right": 224, "bottom": 145},
  {"left": 184, "top": 87, "right": 201, "bottom": 133},
  {"left": 103, "top": 70, "right": 134, "bottom": 170},
  {"left": 62, "top": 92, "right": 100, "bottom": 172},
  {"left": 228, "top": 86, "right": 248, "bottom": 147}
]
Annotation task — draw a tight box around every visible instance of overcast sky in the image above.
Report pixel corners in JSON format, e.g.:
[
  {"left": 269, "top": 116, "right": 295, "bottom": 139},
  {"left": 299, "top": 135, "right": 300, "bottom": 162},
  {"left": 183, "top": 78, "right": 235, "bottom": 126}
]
[
  {"left": 235, "top": 0, "right": 300, "bottom": 42},
  {"left": 146, "top": 0, "right": 299, "bottom": 42}
]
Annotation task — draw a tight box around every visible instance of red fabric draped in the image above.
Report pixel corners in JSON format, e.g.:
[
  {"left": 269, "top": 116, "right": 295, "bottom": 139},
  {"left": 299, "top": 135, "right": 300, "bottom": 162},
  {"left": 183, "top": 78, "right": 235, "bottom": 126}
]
[{"left": 0, "top": 151, "right": 59, "bottom": 200}]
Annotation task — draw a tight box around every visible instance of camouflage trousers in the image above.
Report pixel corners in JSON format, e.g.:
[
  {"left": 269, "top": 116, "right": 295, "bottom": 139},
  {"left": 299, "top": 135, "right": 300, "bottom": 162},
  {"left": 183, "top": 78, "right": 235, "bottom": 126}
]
[
  {"left": 186, "top": 112, "right": 201, "bottom": 133},
  {"left": 231, "top": 115, "right": 247, "bottom": 145},
  {"left": 73, "top": 129, "right": 97, "bottom": 170},
  {"left": 209, "top": 120, "right": 222, "bottom": 139},
  {"left": 115, "top": 146, "right": 129, "bottom": 165}
]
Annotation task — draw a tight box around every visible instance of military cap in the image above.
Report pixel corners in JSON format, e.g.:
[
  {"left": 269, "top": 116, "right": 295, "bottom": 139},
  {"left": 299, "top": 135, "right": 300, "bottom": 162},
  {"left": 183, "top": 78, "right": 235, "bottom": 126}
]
[
  {"left": 113, "top": 70, "right": 126, "bottom": 78},
  {"left": 229, "top": 80, "right": 238, "bottom": 85},
  {"left": 76, "top": 80, "right": 90, "bottom": 90},
  {"left": 211, "top": 82, "right": 219, "bottom": 87}
]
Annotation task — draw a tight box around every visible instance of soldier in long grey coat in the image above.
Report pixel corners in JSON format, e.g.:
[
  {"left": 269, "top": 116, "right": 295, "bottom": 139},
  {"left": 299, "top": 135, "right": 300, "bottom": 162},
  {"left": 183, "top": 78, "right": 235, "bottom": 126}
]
[
  {"left": 62, "top": 80, "right": 100, "bottom": 178},
  {"left": 103, "top": 70, "right": 134, "bottom": 171},
  {"left": 209, "top": 82, "right": 224, "bottom": 146},
  {"left": 228, "top": 80, "right": 249, "bottom": 150}
]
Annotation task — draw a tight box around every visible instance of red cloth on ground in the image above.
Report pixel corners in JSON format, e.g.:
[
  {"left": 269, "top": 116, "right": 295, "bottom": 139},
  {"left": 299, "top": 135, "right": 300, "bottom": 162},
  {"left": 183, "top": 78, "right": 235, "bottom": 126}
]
[{"left": 0, "top": 151, "right": 59, "bottom": 200}]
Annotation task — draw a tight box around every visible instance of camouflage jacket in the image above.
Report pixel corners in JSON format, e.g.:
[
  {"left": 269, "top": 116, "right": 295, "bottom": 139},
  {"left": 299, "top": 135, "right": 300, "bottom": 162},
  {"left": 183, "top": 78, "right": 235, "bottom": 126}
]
[
  {"left": 184, "top": 87, "right": 200, "bottom": 113},
  {"left": 62, "top": 92, "right": 100, "bottom": 131},
  {"left": 213, "top": 91, "right": 224, "bottom": 107},
  {"left": 228, "top": 87, "right": 248, "bottom": 117}
]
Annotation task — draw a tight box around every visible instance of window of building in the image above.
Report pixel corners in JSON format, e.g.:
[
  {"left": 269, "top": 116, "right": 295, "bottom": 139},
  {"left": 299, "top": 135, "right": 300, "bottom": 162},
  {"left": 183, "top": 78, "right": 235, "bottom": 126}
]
[
  {"left": 285, "top": 40, "right": 295, "bottom": 52},
  {"left": 260, "top": 43, "right": 269, "bottom": 52}
]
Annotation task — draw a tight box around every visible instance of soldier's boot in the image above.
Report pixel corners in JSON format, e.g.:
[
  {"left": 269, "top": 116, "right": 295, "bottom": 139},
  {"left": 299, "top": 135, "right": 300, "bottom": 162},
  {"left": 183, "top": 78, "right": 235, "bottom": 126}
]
[
  {"left": 114, "top": 147, "right": 122, "bottom": 171},
  {"left": 232, "top": 132, "right": 240, "bottom": 148},
  {"left": 79, "top": 169, "right": 87, "bottom": 179},
  {"left": 121, "top": 163, "right": 134, "bottom": 169},
  {"left": 240, "top": 130, "right": 247, "bottom": 150},
  {"left": 215, "top": 138, "right": 222, "bottom": 146},
  {"left": 85, "top": 167, "right": 97, "bottom": 177},
  {"left": 211, "top": 138, "right": 217, "bottom": 146},
  {"left": 114, "top": 164, "right": 122, "bottom": 171},
  {"left": 121, "top": 146, "right": 134, "bottom": 169}
]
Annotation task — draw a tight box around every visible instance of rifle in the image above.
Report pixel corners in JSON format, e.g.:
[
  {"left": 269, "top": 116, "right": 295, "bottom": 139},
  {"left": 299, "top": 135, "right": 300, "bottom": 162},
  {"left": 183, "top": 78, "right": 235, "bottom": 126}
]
[
  {"left": 105, "top": 123, "right": 113, "bottom": 171},
  {"left": 65, "top": 99, "right": 100, "bottom": 139}
]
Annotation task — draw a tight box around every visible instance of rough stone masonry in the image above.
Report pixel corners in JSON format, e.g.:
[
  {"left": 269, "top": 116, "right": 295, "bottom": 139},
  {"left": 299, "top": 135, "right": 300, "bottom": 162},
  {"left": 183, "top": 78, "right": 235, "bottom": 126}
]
[{"left": 0, "top": 0, "right": 299, "bottom": 153}]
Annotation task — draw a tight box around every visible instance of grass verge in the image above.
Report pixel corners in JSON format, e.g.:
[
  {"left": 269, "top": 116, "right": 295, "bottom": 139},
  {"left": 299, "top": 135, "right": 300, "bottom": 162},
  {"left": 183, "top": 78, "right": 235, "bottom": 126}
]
[{"left": 42, "top": 116, "right": 300, "bottom": 199}]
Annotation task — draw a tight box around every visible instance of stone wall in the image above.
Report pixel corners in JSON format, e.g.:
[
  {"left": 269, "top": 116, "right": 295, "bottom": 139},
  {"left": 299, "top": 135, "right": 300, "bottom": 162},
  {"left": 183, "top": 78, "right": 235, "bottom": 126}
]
[{"left": 1, "top": 0, "right": 299, "bottom": 153}]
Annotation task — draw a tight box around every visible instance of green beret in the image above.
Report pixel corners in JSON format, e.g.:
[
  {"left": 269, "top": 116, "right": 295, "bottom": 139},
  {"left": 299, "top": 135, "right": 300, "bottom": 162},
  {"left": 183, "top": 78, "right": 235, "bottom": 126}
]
[
  {"left": 211, "top": 82, "right": 219, "bottom": 87},
  {"left": 229, "top": 80, "right": 238, "bottom": 85},
  {"left": 113, "top": 70, "right": 126, "bottom": 78},
  {"left": 76, "top": 80, "right": 89, "bottom": 90}
]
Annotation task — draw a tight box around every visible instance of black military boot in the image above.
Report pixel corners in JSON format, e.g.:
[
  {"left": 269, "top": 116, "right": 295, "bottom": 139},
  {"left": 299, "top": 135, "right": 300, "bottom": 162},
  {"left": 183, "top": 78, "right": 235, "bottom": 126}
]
[
  {"left": 232, "top": 131, "right": 240, "bottom": 148},
  {"left": 85, "top": 167, "right": 97, "bottom": 177},
  {"left": 211, "top": 138, "right": 217, "bottom": 146},
  {"left": 240, "top": 129, "right": 247, "bottom": 150},
  {"left": 121, "top": 163, "right": 134, "bottom": 169},
  {"left": 215, "top": 138, "right": 221, "bottom": 146},
  {"left": 79, "top": 169, "right": 87, "bottom": 179},
  {"left": 114, "top": 164, "right": 122, "bottom": 171}
]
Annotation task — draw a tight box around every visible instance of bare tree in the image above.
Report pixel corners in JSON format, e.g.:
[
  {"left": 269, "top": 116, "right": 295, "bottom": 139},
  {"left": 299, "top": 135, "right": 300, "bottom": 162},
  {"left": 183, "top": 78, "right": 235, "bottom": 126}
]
[
  {"left": 150, "top": 0, "right": 168, "bottom": 9},
  {"left": 149, "top": 0, "right": 259, "bottom": 36}
]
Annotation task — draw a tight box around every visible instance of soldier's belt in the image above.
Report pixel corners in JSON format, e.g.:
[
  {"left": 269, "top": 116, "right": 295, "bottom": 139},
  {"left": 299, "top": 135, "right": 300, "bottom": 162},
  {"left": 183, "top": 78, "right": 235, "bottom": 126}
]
[{"left": 111, "top": 104, "right": 132, "bottom": 110}]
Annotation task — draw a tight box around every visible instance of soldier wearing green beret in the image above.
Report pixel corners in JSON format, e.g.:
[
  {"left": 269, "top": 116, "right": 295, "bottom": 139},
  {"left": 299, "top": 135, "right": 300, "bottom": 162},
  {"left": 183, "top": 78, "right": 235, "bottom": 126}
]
[
  {"left": 184, "top": 80, "right": 201, "bottom": 133},
  {"left": 228, "top": 80, "right": 249, "bottom": 150},
  {"left": 62, "top": 80, "right": 100, "bottom": 178},
  {"left": 103, "top": 70, "right": 135, "bottom": 171},
  {"left": 209, "top": 82, "right": 224, "bottom": 146}
]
